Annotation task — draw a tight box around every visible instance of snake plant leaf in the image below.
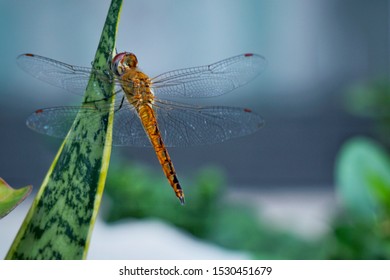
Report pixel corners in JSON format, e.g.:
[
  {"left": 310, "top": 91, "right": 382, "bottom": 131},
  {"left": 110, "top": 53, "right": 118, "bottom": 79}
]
[
  {"left": 0, "top": 178, "right": 32, "bottom": 219},
  {"left": 6, "top": 0, "right": 123, "bottom": 259}
]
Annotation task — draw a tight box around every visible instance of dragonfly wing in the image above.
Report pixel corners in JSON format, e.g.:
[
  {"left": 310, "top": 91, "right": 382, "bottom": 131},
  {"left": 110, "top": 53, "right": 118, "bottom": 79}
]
[
  {"left": 111, "top": 102, "right": 151, "bottom": 147},
  {"left": 26, "top": 101, "right": 152, "bottom": 147},
  {"left": 153, "top": 100, "right": 264, "bottom": 147},
  {"left": 17, "top": 53, "right": 117, "bottom": 95},
  {"left": 151, "top": 53, "right": 266, "bottom": 98},
  {"left": 112, "top": 99, "right": 264, "bottom": 147},
  {"left": 27, "top": 106, "right": 92, "bottom": 140}
]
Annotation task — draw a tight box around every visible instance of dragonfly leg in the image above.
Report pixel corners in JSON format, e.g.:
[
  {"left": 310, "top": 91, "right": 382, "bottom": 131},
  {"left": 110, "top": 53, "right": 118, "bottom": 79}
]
[
  {"left": 115, "top": 96, "right": 125, "bottom": 112},
  {"left": 82, "top": 89, "right": 122, "bottom": 106}
]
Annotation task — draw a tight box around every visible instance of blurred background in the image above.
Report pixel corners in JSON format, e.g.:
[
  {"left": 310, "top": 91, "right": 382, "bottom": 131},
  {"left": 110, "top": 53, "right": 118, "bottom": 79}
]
[{"left": 1, "top": 0, "right": 390, "bottom": 259}]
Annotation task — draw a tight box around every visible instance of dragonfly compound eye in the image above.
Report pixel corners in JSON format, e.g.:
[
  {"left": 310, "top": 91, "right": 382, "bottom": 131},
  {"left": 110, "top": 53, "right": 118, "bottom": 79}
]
[
  {"left": 111, "top": 52, "right": 138, "bottom": 76},
  {"left": 123, "top": 53, "right": 138, "bottom": 68}
]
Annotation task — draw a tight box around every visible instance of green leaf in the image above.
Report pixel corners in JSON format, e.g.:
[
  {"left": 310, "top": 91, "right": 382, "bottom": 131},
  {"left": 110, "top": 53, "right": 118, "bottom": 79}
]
[
  {"left": 335, "top": 137, "right": 390, "bottom": 219},
  {"left": 6, "top": 0, "right": 123, "bottom": 259},
  {"left": 0, "top": 178, "right": 32, "bottom": 219}
]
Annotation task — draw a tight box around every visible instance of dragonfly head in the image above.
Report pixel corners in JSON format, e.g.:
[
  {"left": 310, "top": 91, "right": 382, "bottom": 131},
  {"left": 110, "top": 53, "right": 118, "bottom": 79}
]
[{"left": 111, "top": 52, "right": 138, "bottom": 76}]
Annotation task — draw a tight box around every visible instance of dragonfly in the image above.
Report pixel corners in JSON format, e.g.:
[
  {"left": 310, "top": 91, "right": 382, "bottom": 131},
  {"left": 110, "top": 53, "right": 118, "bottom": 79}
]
[{"left": 17, "top": 52, "right": 267, "bottom": 204}]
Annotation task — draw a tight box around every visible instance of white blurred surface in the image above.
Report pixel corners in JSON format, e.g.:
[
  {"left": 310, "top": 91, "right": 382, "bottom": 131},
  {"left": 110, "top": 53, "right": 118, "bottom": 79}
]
[
  {"left": 88, "top": 219, "right": 249, "bottom": 260},
  {"left": 230, "top": 187, "right": 337, "bottom": 239}
]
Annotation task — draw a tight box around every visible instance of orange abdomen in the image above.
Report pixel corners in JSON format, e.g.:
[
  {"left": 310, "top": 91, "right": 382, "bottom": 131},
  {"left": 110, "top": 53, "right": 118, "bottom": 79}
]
[{"left": 137, "top": 104, "right": 185, "bottom": 204}]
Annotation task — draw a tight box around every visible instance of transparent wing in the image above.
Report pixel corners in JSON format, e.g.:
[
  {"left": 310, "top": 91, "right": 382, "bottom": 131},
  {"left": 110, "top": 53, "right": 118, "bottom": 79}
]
[
  {"left": 18, "top": 53, "right": 266, "bottom": 99},
  {"left": 27, "top": 99, "right": 264, "bottom": 147},
  {"left": 111, "top": 102, "right": 151, "bottom": 146},
  {"left": 152, "top": 100, "right": 264, "bottom": 147},
  {"left": 151, "top": 53, "right": 267, "bottom": 98},
  {"left": 27, "top": 106, "right": 84, "bottom": 139},
  {"left": 17, "top": 53, "right": 119, "bottom": 95},
  {"left": 26, "top": 100, "right": 151, "bottom": 147},
  {"left": 106, "top": 100, "right": 264, "bottom": 146}
]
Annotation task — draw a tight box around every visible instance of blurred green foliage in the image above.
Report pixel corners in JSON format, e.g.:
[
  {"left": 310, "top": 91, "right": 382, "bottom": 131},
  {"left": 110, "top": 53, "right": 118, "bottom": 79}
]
[
  {"left": 345, "top": 79, "right": 390, "bottom": 146},
  {"left": 335, "top": 137, "right": 390, "bottom": 219},
  {"left": 324, "top": 137, "right": 390, "bottom": 259},
  {"left": 103, "top": 158, "right": 318, "bottom": 259},
  {"left": 327, "top": 78, "right": 390, "bottom": 259}
]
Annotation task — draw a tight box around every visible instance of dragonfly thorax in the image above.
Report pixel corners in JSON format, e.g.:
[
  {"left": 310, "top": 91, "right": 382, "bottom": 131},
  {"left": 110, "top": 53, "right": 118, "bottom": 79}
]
[
  {"left": 111, "top": 52, "right": 138, "bottom": 76},
  {"left": 126, "top": 88, "right": 154, "bottom": 108},
  {"left": 121, "top": 70, "right": 154, "bottom": 107}
]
